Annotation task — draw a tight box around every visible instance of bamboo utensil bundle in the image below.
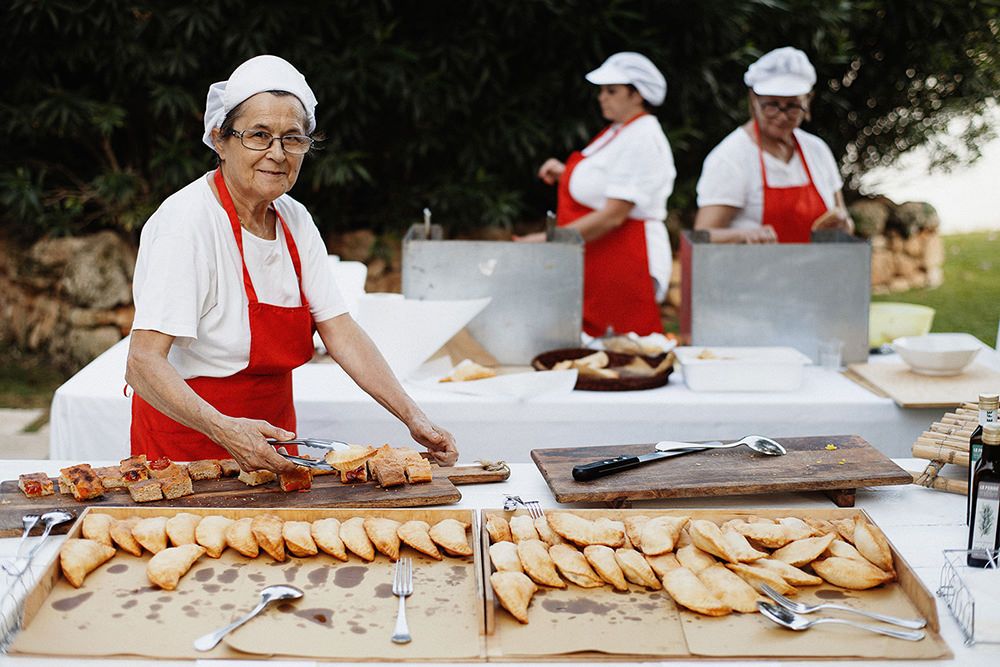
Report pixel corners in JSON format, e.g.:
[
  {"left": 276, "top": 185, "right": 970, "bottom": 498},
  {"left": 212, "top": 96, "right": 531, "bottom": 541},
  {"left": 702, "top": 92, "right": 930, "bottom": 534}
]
[{"left": 909, "top": 402, "right": 977, "bottom": 495}]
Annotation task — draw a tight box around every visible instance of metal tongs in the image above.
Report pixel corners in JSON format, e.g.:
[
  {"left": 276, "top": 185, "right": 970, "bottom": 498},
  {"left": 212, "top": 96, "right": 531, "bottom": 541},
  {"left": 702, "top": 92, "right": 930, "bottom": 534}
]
[{"left": 266, "top": 437, "right": 350, "bottom": 471}]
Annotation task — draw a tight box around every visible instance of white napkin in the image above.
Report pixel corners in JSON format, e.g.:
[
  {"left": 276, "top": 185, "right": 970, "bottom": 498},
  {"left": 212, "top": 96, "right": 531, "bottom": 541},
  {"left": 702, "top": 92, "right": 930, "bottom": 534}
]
[{"left": 409, "top": 357, "right": 577, "bottom": 401}]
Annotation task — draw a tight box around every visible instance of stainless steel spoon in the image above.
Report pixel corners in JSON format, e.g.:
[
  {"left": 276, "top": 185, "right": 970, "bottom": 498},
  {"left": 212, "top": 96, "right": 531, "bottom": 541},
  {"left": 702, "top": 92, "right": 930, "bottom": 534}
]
[
  {"left": 193, "top": 584, "right": 304, "bottom": 652},
  {"left": 760, "top": 584, "right": 926, "bottom": 629},
  {"left": 655, "top": 435, "right": 786, "bottom": 456},
  {"left": 2, "top": 510, "right": 74, "bottom": 577},
  {"left": 757, "top": 601, "right": 925, "bottom": 641},
  {"left": 8, "top": 513, "right": 41, "bottom": 558}
]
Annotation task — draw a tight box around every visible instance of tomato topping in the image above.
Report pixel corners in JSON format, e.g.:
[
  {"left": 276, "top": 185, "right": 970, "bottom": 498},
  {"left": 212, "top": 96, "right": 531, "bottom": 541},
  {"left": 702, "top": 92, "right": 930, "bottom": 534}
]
[
  {"left": 23, "top": 480, "right": 42, "bottom": 495},
  {"left": 149, "top": 457, "right": 171, "bottom": 470}
]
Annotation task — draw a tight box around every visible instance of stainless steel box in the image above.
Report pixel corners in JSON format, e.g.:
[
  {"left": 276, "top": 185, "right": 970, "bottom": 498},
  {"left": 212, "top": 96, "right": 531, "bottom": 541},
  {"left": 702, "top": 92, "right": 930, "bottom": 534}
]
[
  {"left": 402, "top": 224, "right": 583, "bottom": 364},
  {"left": 679, "top": 230, "right": 871, "bottom": 364}
]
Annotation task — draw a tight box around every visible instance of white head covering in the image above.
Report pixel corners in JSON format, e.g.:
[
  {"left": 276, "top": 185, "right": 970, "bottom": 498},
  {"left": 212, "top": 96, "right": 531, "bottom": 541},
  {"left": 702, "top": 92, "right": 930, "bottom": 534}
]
[
  {"left": 585, "top": 52, "right": 667, "bottom": 106},
  {"left": 202, "top": 55, "right": 318, "bottom": 151},
  {"left": 743, "top": 47, "right": 816, "bottom": 97}
]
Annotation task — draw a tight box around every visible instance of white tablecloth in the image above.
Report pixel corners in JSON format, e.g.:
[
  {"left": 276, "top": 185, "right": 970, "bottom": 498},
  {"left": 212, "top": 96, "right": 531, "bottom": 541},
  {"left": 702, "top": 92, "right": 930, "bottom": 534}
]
[
  {"left": 51, "top": 337, "right": 944, "bottom": 463},
  {"left": 0, "top": 458, "right": 996, "bottom": 665}
]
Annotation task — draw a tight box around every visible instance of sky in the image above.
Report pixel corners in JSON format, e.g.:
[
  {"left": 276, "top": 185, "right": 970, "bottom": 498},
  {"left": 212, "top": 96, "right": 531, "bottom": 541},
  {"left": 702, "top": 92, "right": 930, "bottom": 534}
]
[{"left": 860, "top": 106, "right": 1000, "bottom": 235}]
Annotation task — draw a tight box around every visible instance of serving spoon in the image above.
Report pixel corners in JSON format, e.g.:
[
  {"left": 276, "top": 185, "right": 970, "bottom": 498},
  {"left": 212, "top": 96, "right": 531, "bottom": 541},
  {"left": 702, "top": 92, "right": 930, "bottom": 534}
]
[
  {"left": 2, "top": 510, "right": 74, "bottom": 577},
  {"left": 760, "top": 584, "right": 926, "bottom": 629},
  {"left": 655, "top": 435, "right": 786, "bottom": 456},
  {"left": 757, "top": 601, "right": 925, "bottom": 641},
  {"left": 193, "top": 584, "right": 304, "bottom": 652}
]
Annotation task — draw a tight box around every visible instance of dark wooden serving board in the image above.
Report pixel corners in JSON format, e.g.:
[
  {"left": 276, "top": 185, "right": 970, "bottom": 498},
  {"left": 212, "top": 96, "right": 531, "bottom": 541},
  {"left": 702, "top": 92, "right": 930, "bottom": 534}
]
[
  {"left": 531, "top": 435, "right": 912, "bottom": 508},
  {"left": 0, "top": 464, "right": 508, "bottom": 537}
]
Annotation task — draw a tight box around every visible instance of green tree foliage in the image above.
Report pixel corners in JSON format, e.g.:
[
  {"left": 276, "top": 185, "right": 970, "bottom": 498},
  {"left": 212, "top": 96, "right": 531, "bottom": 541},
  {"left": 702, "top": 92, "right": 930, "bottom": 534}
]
[{"left": 1, "top": 0, "right": 997, "bottom": 238}]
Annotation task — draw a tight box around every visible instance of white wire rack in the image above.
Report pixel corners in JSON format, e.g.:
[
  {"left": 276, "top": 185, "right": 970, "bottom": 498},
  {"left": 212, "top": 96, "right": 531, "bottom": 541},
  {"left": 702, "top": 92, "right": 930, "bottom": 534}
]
[
  {"left": 937, "top": 548, "right": 1000, "bottom": 646},
  {"left": 0, "top": 564, "right": 37, "bottom": 653}
]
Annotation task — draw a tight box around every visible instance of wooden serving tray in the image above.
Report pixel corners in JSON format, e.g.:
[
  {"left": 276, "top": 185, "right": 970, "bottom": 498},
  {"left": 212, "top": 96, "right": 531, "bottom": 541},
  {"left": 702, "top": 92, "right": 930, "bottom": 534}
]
[
  {"left": 0, "top": 463, "right": 508, "bottom": 537},
  {"left": 531, "top": 435, "right": 912, "bottom": 507}
]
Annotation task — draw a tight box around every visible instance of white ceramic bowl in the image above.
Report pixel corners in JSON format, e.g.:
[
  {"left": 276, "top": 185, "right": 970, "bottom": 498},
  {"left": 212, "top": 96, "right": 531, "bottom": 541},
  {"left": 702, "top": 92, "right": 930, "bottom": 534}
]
[{"left": 892, "top": 333, "right": 981, "bottom": 376}]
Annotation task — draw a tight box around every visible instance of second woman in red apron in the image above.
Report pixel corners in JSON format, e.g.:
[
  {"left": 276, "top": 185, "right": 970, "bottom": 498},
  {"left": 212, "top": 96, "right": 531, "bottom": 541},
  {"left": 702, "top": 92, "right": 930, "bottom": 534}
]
[
  {"left": 127, "top": 55, "right": 458, "bottom": 472},
  {"left": 517, "top": 52, "right": 675, "bottom": 337}
]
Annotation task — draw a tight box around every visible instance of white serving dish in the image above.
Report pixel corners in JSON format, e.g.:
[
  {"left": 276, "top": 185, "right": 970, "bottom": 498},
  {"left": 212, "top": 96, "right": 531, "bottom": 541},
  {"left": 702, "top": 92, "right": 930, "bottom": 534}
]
[
  {"left": 674, "top": 346, "right": 811, "bottom": 392},
  {"left": 892, "top": 333, "right": 981, "bottom": 376}
]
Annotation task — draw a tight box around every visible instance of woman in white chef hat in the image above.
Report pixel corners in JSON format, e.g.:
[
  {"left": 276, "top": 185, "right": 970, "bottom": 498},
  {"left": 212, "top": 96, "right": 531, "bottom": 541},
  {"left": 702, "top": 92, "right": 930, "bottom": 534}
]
[
  {"left": 518, "top": 52, "right": 675, "bottom": 337},
  {"left": 126, "top": 55, "right": 458, "bottom": 472},
  {"left": 694, "top": 47, "right": 853, "bottom": 243}
]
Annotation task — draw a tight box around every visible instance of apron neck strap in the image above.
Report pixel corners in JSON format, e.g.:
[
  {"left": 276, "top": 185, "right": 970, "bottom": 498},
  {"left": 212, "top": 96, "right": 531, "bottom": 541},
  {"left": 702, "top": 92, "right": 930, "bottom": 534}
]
[{"left": 753, "top": 120, "right": 814, "bottom": 189}]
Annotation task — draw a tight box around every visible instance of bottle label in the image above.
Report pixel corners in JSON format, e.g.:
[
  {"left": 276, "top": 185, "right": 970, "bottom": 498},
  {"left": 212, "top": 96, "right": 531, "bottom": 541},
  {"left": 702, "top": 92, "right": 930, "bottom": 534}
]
[
  {"left": 982, "top": 408, "right": 998, "bottom": 425},
  {"left": 971, "top": 481, "right": 1000, "bottom": 558}
]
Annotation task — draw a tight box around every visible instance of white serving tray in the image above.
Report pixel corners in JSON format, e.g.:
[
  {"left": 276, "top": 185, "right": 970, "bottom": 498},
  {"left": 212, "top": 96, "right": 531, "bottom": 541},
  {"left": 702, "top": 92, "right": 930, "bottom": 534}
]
[{"left": 674, "top": 346, "right": 811, "bottom": 392}]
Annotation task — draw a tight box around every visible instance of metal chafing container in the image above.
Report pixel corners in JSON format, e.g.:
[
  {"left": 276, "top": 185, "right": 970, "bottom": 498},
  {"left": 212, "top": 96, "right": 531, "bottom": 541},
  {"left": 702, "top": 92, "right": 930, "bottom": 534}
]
[
  {"left": 402, "top": 222, "right": 583, "bottom": 365},
  {"left": 679, "top": 230, "right": 871, "bottom": 364}
]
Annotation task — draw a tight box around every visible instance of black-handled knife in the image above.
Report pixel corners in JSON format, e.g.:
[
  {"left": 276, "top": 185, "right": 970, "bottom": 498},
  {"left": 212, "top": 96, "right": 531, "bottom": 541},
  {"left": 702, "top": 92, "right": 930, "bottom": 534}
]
[{"left": 572, "top": 447, "right": 703, "bottom": 481}]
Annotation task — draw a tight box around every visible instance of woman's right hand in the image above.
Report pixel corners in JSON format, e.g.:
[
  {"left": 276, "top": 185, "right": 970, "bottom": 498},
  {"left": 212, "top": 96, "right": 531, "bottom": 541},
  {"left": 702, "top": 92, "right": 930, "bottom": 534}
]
[
  {"left": 740, "top": 225, "right": 779, "bottom": 244},
  {"left": 210, "top": 417, "right": 301, "bottom": 473},
  {"left": 537, "top": 158, "right": 565, "bottom": 185}
]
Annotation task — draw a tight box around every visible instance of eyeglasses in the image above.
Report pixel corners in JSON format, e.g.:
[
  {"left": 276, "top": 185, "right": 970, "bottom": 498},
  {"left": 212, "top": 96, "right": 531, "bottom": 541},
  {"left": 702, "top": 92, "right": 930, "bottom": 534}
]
[
  {"left": 757, "top": 101, "right": 807, "bottom": 119},
  {"left": 228, "top": 128, "right": 314, "bottom": 155}
]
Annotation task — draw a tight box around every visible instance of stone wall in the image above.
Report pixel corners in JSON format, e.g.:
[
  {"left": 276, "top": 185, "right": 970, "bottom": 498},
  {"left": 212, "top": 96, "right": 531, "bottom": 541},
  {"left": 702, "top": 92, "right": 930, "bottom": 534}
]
[
  {"left": 848, "top": 198, "right": 944, "bottom": 293},
  {"left": 0, "top": 231, "right": 135, "bottom": 371}
]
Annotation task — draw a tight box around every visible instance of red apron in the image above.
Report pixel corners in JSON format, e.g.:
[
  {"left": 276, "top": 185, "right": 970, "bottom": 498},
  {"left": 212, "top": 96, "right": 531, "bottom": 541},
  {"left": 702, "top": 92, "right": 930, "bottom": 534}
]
[
  {"left": 557, "top": 115, "right": 662, "bottom": 337},
  {"left": 756, "top": 120, "right": 828, "bottom": 243},
  {"left": 130, "top": 169, "right": 315, "bottom": 461}
]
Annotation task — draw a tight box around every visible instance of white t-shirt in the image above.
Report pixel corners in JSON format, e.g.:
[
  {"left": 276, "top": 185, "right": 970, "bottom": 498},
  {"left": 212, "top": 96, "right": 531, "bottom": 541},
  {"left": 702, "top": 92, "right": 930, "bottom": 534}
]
[
  {"left": 132, "top": 173, "right": 347, "bottom": 379},
  {"left": 695, "top": 127, "right": 844, "bottom": 230},
  {"left": 568, "top": 115, "right": 676, "bottom": 301}
]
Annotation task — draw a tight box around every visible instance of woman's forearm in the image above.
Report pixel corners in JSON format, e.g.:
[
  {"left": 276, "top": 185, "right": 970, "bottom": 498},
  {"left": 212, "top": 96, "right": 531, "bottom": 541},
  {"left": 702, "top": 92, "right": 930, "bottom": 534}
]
[{"left": 565, "top": 199, "right": 634, "bottom": 242}]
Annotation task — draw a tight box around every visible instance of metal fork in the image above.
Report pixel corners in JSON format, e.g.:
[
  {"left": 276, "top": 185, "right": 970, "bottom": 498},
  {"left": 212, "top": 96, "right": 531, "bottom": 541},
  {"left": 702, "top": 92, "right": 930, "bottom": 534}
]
[
  {"left": 760, "top": 584, "right": 927, "bottom": 629},
  {"left": 524, "top": 500, "right": 544, "bottom": 520},
  {"left": 391, "top": 557, "right": 413, "bottom": 644}
]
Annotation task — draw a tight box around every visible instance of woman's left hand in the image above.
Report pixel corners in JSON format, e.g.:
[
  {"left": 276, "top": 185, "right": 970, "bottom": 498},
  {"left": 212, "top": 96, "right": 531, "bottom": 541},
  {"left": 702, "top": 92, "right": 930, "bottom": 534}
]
[
  {"left": 512, "top": 232, "right": 546, "bottom": 243},
  {"left": 408, "top": 416, "right": 459, "bottom": 466}
]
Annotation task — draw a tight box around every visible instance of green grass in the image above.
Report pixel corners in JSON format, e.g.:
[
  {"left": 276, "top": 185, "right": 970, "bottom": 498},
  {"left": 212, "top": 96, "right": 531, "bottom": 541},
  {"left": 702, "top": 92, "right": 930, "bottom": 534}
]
[
  {"left": 872, "top": 231, "right": 1000, "bottom": 347},
  {"left": 0, "top": 353, "right": 70, "bottom": 409}
]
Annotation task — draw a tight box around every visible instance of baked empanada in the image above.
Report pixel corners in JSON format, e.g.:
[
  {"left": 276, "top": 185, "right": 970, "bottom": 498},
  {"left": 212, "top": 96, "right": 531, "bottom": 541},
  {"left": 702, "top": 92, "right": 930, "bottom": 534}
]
[
  {"left": 812, "top": 556, "right": 894, "bottom": 590},
  {"left": 777, "top": 517, "right": 816, "bottom": 542},
  {"left": 852, "top": 517, "right": 894, "bottom": 572},
  {"left": 826, "top": 538, "right": 867, "bottom": 562},
  {"left": 398, "top": 520, "right": 442, "bottom": 560},
  {"left": 675, "top": 544, "right": 717, "bottom": 573},
  {"left": 516, "top": 539, "right": 566, "bottom": 588},
  {"left": 491, "top": 571, "right": 537, "bottom": 624},
  {"left": 489, "top": 541, "right": 523, "bottom": 573},
  {"left": 110, "top": 517, "right": 143, "bottom": 557},
  {"left": 132, "top": 516, "right": 168, "bottom": 554},
  {"left": 583, "top": 544, "right": 628, "bottom": 591},
  {"left": 283, "top": 520, "right": 319, "bottom": 557},
  {"left": 341, "top": 517, "right": 375, "bottom": 561},
  {"left": 615, "top": 548, "right": 661, "bottom": 589},
  {"left": 753, "top": 558, "right": 823, "bottom": 586},
  {"left": 195, "top": 515, "right": 233, "bottom": 558},
  {"left": 547, "top": 512, "right": 593, "bottom": 546},
  {"left": 311, "top": 518, "right": 349, "bottom": 561},
  {"left": 485, "top": 514, "right": 512, "bottom": 543},
  {"left": 696, "top": 563, "right": 761, "bottom": 613},
  {"left": 724, "top": 562, "right": 797, "bottom": 596},
  {"left": 592, "top": 518, "right": 626, "bottom": 547},
  {"left": 645, "top": 552, "right": 682, "bottom": 579},
  {"left": 623, "top": 515, "right": 650, "bottom": 549},
  {"left": 661, "top": 566, "right": 732, "bottom": 616},
  {"left": 165, "top": 512, "right": 200, "bottom": 547},
  {"left": 251, "top": 514, "right": 286, "bottom": 562},
  {"left": 640, "top": 516, "right": 689, "bottom": 556},
  {"left": 82, "top": 513, "right": 114, "bottom": 547},
  {"left": 771, "top": 533, "right": 836, "bottom": 567},
  {"left": 60, "top": 538, "right": 116, "bottom": 588},
  {"left": 509, "top": 514, "right": 540, "bottom": 543},
  {"left": 549, "top": 544, "right": 603, "bottom": 588},
  {"left": 830, "top": 518, "right": 856, "bottom": 544},
  {"left": 721, "top": 528, "right": 767, "bottom": 562},
  {"left": 226, "top": 517, "right": 259, "bottom": 558},
  {"left": 689, "top": 520, "right": 739, "bottom": 563},
  {"left": 732, "top": 521, "right": 791, "bottom": 549},
  {"left": 429, "top": 518, "right": 472, "bottom": 556},
  {"left": 364, "top": 517, "right": 402, "bottom": 561},
  {"left": 804, "top": 517, "right": 838, "bottom": 536},
  {"left": 534, "top": 515, "right": 565, "bottom": 546},
  {"left": 146, "top": 544, "right": 206, "bottom": 591}
]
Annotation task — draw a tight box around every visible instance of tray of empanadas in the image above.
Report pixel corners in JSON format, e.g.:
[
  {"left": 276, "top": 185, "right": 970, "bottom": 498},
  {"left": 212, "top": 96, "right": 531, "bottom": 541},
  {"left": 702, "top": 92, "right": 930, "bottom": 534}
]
[
  {"left": 10, "top": 506, "right": 487, "bottom": 661},
  {"left": 481, "top": 508, "right": 951, "bottom": 661}
]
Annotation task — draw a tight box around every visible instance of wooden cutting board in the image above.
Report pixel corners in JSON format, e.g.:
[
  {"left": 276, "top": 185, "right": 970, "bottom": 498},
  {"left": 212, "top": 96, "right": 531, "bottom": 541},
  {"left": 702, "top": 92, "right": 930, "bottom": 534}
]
[
  {"left": 531, "top": 435, "right": 911, "bottom": 507},
  {"left": 0, "top": 464, "right": 508, "bottom": 537},
  {"left": 846, "top": 360, "right": 1000, "bottom": 408}
]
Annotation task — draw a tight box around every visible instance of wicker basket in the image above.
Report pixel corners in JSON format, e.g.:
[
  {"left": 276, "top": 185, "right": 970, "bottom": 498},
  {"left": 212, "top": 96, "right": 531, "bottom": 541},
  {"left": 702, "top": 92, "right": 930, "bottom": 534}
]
[{"left": 531, "top": 348, "right": 673, "bottom": 392}]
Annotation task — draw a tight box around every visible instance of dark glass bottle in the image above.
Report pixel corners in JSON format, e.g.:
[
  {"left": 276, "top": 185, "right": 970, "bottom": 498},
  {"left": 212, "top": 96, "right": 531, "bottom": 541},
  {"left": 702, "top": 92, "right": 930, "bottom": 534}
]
[
  {"left": 968, "top": 393, "right": 999, "bottom": 525},
  {"left": 967, "top": 426, "right": 1000, "bottom": 567}
]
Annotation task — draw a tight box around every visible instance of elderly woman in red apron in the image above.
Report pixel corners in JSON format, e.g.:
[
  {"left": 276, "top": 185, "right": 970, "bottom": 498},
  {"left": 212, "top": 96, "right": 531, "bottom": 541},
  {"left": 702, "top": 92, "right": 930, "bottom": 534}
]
[
  {"left": 694, "top": 47, "right": 854, "bottom": 243},
  {"left": 126, "top": 55, "right": 458, "bottom": 472},
  {"left": 517, "top": 52, "right": 676, "bottom": 337}
]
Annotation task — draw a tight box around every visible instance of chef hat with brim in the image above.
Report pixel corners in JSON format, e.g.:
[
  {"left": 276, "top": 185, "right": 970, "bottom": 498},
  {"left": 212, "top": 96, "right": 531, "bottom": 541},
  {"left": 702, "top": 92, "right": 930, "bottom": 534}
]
[
  {"left": 743, "top": 47, "right": 816, "bottom": 97},
  {"left": 202, "top": 55, "right": 318, "bottom": 152},
  {"left": 585, "top": 52, "right": 667, "bottom": 106}
]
